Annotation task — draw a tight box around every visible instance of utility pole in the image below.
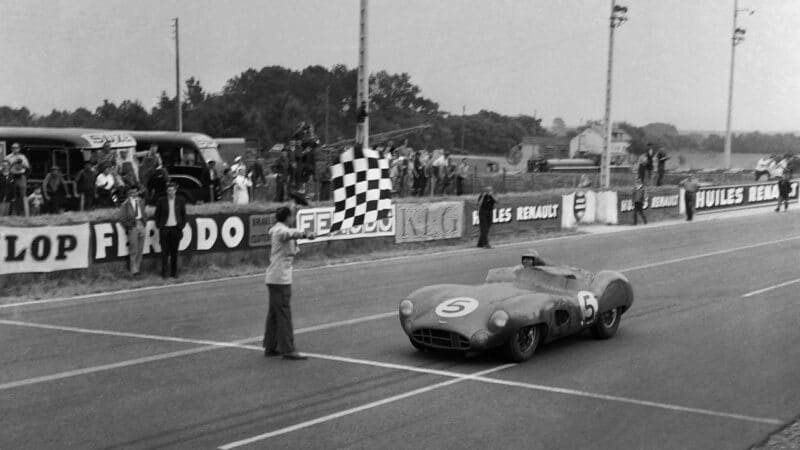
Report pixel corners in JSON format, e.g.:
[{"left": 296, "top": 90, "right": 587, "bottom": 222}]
[
  {"left": 460, "top": 105, "right": 466, "bottom": 152},
  {"left": 173, "top": 18, "right": 182, "bottom": 132},
  {"left": 355, "top": 0, "right": 369, "bottom": 149},
  {"left": 723, "top": 0, "right": 751, "bottom": 170},
  {"left": 601, "top": 1, "right": 627, "bottom": 189},
  {"left": 325, "top": 84, "right": 330, "bottom": 146}
]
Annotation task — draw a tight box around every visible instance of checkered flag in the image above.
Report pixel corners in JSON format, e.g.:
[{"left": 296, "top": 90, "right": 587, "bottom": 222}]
[{"left": 329, "top": 146, "right": 392, "bottom": 232}]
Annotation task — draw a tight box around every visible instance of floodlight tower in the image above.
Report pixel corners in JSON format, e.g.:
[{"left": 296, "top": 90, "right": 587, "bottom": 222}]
[
  {"left": 723, "top": 0, "right": 753, "bottom": 169},
  {"left": 600, "top": 1, "right": 628, "bottom": 188}
]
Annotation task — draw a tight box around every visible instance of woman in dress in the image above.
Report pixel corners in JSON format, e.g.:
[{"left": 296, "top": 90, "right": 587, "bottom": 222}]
[{"left": 232, "top": 167, "right": 253, "bottom": 205}]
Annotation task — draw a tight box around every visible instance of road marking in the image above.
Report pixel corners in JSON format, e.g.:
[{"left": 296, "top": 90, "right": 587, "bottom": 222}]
[
  {"left": 742, "top": 277, "right": 800, "bottom": 298},
  {"left": 0, "top": 312, "right": 394, "bottom": 391},
  {"left": 0, "top": 317, "right": 782, "bottom": 429},
  {"left": 217, "top": 364, "right": 516, "bottom": 450},
  {"left": 220, "top": 349, "right": 782, "bottom": 448},
  {"left": 616, "top": 235, "right": 800, "bottom": 273}
]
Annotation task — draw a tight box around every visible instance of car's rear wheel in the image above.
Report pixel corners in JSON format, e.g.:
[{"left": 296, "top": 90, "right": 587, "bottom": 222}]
[
  {"left": 591, "top": 307, "right": 620, "bottom": 339},
  {"left": 506, "top": 325, "right": 541, "bottom": 362}
]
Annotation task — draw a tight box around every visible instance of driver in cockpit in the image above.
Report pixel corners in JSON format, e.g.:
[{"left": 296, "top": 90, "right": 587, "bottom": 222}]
[{"left": 520, "top": 249, "right": 549, "bottom": 268}]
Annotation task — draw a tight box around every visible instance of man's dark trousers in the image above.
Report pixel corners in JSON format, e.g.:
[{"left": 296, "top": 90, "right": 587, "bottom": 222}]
[
  {"left": 477, "top": 212, "right": 492, "bottom": 247},
  {"left": 633, "top": 202, "right": 647, "bottom": 225},
  {"left": 685, "top": 192, "right": 696, "bottom": 221},
  {"left": 264, "top": 284, "right": 294, "bottom": 354},
  {"left": 160, "top": 226, "right": 181, "bottom": 277}
]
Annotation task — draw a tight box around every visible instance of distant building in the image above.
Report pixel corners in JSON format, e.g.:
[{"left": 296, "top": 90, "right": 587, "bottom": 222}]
[{"left": 568, "top": 125, "right": 631, "bottom": 159}]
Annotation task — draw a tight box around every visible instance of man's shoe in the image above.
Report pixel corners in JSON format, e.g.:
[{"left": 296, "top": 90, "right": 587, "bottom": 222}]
[
  {"left": 282, "top": 352, "right": 308, "bottom": 361},
  {"left": 264, "top": 349, "right": 280, "bottom": 357}
]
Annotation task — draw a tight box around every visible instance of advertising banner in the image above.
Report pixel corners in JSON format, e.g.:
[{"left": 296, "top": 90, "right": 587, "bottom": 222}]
[
  {"left": 616, "top": 188, "right": 681, "bottom": 225},
  {"left": 561, "top": 191, "right": 597, "bottom": 228},
  {"left": 92, "top": 214, "right": 251, "bottom": 261},
  {"left": 0, "top": 223, "right": 90, "bottom": 274},
  {"left": 395, "top": 202, "right": 463, "bottom": 243},
  {"left": 295, "top": 206, "right": 395, "bottom": 244},
  {"left": 464, "top": 195, "right": 561, "bottom": 237},
  {"left": 688, "top": 180, "right": 799, "bottom": 213}
]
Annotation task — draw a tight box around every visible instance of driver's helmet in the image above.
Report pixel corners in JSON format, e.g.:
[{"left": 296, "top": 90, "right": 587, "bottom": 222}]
[{"left": 521, "top": 249, "right": 545, "bottom": 267}]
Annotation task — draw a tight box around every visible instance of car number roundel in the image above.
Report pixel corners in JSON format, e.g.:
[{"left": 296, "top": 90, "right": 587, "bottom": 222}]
[
  {"left": 577, "top": 290, "right": 599, "bottom": 323},
  {"left": 435, "top": 297, "right": 479, "bottom": 318}
]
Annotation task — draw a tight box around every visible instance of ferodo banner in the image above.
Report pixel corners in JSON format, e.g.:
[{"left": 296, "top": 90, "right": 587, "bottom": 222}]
[
  {"left": 92, "top": 214, "right": 250, "bottom": 261},
  {"left": 0, "top": 224, "right": 90, "bottom": 274},
  {"left": 395, "top": 202, "right": 463, "bottom": 243},
  {"left": 295, "top": 206, "right": 395, "bottom": 244},
  {"left": 464, "top": 195, "right": 561, "bottom": 237},
  {"left": 689, "top": 180, "right": 799, "bottom": 213}
]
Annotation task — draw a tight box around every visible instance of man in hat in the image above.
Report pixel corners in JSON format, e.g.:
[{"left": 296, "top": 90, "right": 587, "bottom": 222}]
[
  {"left": 776, "top": 174, "right": 792, "bottom": 212},
  {"left": 155, "top": 183, "right": 186, "bottom": 278},
  {"left": 632, "top": 180, "right": 647, "bottom": 225},
  {"left": 74, "top": 161, "right": 98, "bottom": 211},
  {"left": 644, "top": 143, "right": 656, "bottom": 184},
  {"left": 476, "top": 185, "right": 496, "bottom": 248},
  {"left": 120, "top": 186, "right": 147, "bottom": 276},
  {"left": 5, "top": 142, "right": 30, "bottom": 216},
  {"left": 263, "top": 205, "right": 315, "bottom": 360}
]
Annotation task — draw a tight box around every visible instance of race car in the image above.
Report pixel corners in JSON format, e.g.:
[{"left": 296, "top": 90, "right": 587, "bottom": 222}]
[{"left": 398, "top": 251, "right": 634, "bottom": 362}]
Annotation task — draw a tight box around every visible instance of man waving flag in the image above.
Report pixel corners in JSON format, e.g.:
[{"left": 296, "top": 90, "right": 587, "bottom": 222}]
[{"left": 329, "top": 146, "right": 393, "bottom": 232}]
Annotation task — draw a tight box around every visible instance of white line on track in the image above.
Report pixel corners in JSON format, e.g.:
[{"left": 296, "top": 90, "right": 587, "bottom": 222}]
[
  {"left": 0, "top": 312, "right": 394, "bottom": 391},
  {"left": 0, "top": 317, "right": 783, "bottom": 431},
  {"left": 742, "top": 277, "right": 800, "bottom": 298},
  {"left": 217, "top": 364, "right": 516, "bottom": 450},
  {"left": 616, "top": 235, "right": 800, "bottom": 273}
]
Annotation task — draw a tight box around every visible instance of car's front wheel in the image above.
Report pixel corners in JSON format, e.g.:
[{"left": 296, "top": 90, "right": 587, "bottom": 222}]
[
  {"left": 409, "top": 337, "right": 425, "bottom": 351},
  {"left": 506, "top": 325, "right": 541, "bottom": 362},
  {"left": 591, "top": 307, "right": 620, "bottom": 339}
]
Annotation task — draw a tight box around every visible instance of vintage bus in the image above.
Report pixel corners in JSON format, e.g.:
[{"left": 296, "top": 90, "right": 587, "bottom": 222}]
[
  {"left": 0, "top": 127, "right": 138, "bottom": 208},
  {"left": 125, "top": 131, "right": 223, "bottom": 203}
]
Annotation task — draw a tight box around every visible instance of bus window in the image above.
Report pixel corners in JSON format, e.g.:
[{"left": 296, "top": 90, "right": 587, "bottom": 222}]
[
  {"left": 25, "top": 145, "right": 54, "bottom": 180},
  {"left": 180, "top": 147, "right": 201, "bottom": 166}
]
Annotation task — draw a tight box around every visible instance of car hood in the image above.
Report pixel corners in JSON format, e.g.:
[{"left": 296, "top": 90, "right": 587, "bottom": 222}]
[{"left": 405, "top": 283, "right": 553, "bottom": 331}]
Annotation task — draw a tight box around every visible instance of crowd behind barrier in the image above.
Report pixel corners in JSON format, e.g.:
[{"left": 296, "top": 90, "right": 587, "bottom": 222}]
[{"left": 2, "top": 175, "right": 796, "bottom": 284}]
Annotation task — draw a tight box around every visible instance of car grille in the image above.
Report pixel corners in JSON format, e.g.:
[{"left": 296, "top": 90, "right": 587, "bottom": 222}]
[{"left": 412, "top": 328, "right": 470, "bottom": 350}]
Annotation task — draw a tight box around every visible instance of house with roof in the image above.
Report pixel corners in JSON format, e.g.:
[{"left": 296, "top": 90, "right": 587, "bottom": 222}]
[{"left": 568, "top": 125, "right": 631, "bottom": 160}]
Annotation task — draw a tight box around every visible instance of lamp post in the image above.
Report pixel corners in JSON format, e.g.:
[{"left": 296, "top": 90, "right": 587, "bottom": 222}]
[
  {"left": 355, "top": 0, "right": 369, "bottom": 149},
  {"left": 600, "top": 1, "right": 628, "bottom": 189},
  {"left": 723, "top": 0, "right": 752, "bottom": 170}
]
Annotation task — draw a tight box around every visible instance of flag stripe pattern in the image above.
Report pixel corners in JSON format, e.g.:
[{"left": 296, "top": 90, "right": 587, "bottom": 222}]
[{"left": 329, "top": 146, "right": 392, "bottom": 232}]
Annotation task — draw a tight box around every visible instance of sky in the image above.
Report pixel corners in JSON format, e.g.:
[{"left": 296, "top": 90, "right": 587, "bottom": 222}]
[{"left": 0, "top": 0, "right": 798, "bottom": 133}]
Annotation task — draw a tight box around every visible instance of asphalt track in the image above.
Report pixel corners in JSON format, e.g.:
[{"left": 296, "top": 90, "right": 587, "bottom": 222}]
[{"left": 1, "top": 208, "right": 799, "bottom": 449}]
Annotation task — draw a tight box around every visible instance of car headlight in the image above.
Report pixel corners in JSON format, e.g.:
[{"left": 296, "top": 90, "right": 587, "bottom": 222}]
[
  {"left": 471, "top": 330, "right": 489, "bottom": 348},
  {"left": 399, "top": 299, "right": 414, "bottom": 316},
  {"left": 490, "top": 310, "right": 509, "bottom": 328}
]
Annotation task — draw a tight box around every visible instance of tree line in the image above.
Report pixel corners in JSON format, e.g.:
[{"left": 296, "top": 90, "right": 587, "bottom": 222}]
[{"left": 0, "top": 65, "right": 545, "bottom": 155}]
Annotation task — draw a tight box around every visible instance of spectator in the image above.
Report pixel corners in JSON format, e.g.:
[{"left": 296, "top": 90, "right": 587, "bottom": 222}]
[
  {"left": 232, "top": 167, "right": 253, "bottom": 205},
  {"left": 251, "top": 156, "right": 266, "bottom": 187},
  {"left": 74, "top": 161, "right": 97, "bottom": 211},
  {"left": 42, "top": 166, "right": 70, "bottom": 214},
  {"left": 456, "top": 158, "right": 469, "bottom": 195},
  {"left": 754, "top": 156, "right": 771, "bottom": 181},
  {"left": 443, "top": 158, "right": 456, "bottom": 195},
  {"left": 644, "top": 143, "right": 656, "bottom": 184},
  {"left": 230, "top": 156, "right": 245, "bottom": 177},
  {"left": 411, "top": 152, "right": 423, "bottom": 196},
  {"left": 263, "top": 206, "right": 316, "bottom": 360},
  {"left": 5, "top": 142, "right": 30, "bottom": 216},
  {"left": 219, "top": 168, "right": 235, "bottom": 202},
  {"left": 95, "top": 165, "right": 117, "bottom": 208},
  {"left": 154, "top": 183, "right": 186, "bottom": 278},
  {"left": 272, "top": 153, "right": 289, "bottom": 202},
  {"left": 120, "top": 186, "right": 146, "bottom": 276},
  {"left": 390, "top": 156, "right": 401, "bottom": 194},
  {"left": 680, "top": 174, "right": 700, "bottom": 221},
  {"left": 578, "top": 174, "right": 593, "bottom": 188},
  {"left": 0, "top": 160, "right": 11, "bottom": 215},
  {"left": 97, "top": 142, "right": 115, "bottom": 170},
  {"left": 318, "top": 152, "right": 333, "bottom": 201},
  {"left": 398, "top": 155, "right": 409, "bottom": 197},
  {"left": 139, "top": 144, "right": 161, "bottom": 190},
  {"left": 776, "top": 174, "right": 791, "bottom": 212},
  {"left": 201, "top": 160, "right": 220, "bottom": 201},
  {"left": 656, "top": 147, "right": 669, "bottom": 186},
  {"left": 118, "top": 149, "right": 140, "bottom": 189},
  {"left": 636, "top": 153, "right": 648, "bottom": 184},
  {"left": 424, "top": 157, "right": 435, "bottom": 196},
  {"left": 27, "top": 186, "right": 44, "bottom": 216},
  {"left": 432, "top": 151, "right": 448, "bottom": 195},
  {"left": 147, "top": 165, "right": 169, "bottom": 204},
  {"left": 476, "top": 185, "right": 496, "bottom": 249},
  {"left": 632, "top": 180, "right": 647, "bottom": 225}
]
